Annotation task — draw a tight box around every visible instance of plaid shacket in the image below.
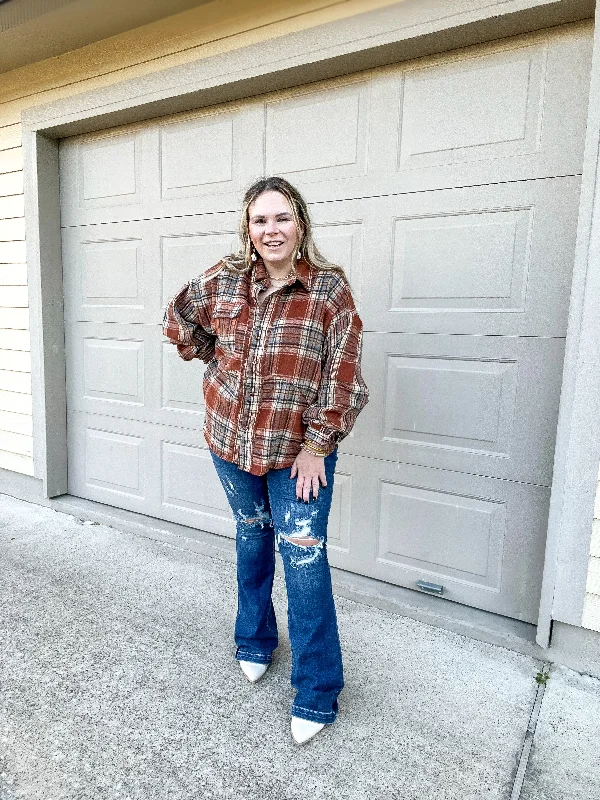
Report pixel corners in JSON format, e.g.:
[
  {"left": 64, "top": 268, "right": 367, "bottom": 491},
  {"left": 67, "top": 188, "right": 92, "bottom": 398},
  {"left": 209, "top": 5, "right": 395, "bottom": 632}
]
[{"left": 162, "top": 258, "right": 369, "bottom": 475}]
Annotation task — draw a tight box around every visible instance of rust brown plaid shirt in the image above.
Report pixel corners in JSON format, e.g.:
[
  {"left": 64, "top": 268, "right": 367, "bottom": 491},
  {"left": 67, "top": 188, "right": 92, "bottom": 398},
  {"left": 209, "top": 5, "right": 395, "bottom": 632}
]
[{"left": 162, "top": 258, "right": 369, "bottom": 475}]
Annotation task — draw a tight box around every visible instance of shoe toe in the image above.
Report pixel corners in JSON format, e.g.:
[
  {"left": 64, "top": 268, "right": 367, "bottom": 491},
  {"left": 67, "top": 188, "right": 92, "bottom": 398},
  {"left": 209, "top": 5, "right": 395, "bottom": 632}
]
[
  {"left": 239, "top": 660, "right": 269, "bottom": 683},
  {"left": 290, "top": 716, "right": 325, "bottom": 745}
]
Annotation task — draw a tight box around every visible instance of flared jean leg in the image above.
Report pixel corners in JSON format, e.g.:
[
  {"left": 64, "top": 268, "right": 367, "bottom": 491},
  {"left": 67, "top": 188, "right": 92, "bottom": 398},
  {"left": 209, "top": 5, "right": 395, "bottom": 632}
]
[
  {"left": 267, "top": 449, "right": 344, "bottom": 724},
  {"left": 210, "top": 451, "right": 278, "bottom": 664}
]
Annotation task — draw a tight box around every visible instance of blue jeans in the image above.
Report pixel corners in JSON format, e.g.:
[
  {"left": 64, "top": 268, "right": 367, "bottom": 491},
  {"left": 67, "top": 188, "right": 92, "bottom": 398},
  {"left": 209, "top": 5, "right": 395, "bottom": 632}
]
[{"left": 210, "top": 449, "right": 344, "bottom": 724}]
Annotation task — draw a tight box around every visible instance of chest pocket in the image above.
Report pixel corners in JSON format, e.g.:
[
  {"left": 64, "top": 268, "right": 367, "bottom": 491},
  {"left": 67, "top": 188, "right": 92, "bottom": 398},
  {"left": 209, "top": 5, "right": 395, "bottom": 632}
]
[{"left": 212, "top": 300, "right": 245, "bottom": 355}]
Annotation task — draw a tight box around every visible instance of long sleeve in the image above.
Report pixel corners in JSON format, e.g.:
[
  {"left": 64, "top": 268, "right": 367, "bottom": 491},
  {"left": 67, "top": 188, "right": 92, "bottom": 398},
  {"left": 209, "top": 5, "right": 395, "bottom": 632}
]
[
  {"left": 302, "top": 305, "right": 369, "bottom": 453},
  {"left": 162, "top": 279, "right": 216, "bottom": 363}
]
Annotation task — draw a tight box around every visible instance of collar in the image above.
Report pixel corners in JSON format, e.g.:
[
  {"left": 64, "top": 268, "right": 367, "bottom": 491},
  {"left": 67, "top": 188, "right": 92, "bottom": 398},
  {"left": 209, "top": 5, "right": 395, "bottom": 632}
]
[{"left": 251, "top": 258, "right": 312, "bottom": 292}]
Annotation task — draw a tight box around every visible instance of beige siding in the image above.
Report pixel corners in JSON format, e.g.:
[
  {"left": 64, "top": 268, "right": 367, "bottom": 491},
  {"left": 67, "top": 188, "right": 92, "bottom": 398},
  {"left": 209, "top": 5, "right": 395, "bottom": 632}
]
[{"left": 0, "top": 0, "right": 399, "bottom": 478}]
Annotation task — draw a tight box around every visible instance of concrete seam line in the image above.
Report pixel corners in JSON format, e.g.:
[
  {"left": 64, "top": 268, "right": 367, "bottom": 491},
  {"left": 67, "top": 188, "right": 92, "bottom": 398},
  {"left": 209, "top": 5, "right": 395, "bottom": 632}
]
[{"left": 509, "top": 675, "right": 546, "bottom": 800}]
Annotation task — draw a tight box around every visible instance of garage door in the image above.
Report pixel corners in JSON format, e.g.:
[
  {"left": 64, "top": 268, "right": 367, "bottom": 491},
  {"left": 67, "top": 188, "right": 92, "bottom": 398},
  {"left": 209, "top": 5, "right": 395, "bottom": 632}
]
[{"left": 59, "top": 24, "right": 592, "bottom": 623}]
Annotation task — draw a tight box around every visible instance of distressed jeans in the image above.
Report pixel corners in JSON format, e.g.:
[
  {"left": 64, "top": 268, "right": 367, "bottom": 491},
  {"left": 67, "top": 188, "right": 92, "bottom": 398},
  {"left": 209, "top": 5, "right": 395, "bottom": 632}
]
[{"left": 210, "top": 449, "right": 344, "bottom": 724}]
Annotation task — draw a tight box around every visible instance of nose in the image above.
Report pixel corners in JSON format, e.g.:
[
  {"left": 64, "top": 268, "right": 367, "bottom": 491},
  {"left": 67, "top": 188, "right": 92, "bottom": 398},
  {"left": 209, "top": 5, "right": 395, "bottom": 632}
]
[{"left": 264, "top": 217, "right": 279, "bottom": 235}]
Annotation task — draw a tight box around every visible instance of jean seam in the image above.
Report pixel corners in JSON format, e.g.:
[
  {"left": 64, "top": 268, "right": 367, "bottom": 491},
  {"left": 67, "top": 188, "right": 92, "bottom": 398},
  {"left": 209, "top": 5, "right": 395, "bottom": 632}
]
[{"left": 292, "top": 704, "right": 336, "bottom": 720}]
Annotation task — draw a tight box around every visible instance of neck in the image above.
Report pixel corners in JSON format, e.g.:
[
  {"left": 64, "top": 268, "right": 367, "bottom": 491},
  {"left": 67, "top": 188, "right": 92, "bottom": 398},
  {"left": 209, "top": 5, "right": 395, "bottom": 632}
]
[{"left": 264, "top": 258, "right": 296, "bottom": 279}]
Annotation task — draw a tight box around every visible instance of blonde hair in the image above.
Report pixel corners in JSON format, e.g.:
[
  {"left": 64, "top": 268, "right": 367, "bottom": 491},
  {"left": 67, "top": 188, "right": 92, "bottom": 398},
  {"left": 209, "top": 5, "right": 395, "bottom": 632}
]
[{"left": 222, "top": 176, "right": 344, "bottom": 276}]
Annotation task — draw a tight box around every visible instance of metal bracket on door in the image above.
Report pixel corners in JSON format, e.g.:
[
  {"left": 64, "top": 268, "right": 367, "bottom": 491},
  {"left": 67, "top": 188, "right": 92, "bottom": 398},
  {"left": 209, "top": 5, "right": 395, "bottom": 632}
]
[{"left": 416, "top": 580, "right": 444, "bottom": 596}]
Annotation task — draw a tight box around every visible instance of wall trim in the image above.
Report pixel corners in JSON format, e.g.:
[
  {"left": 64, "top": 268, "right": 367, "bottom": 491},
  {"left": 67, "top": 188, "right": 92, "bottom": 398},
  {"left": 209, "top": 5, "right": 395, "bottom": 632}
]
[
  {"left": 0, "top": 468, "right": 48, "bottom": 506},
  {"left": 537, "top": 0, "right": 600, "bottom": 644},
  {"left": 16, "top": 0, "right": 599, "bottom": 645}
]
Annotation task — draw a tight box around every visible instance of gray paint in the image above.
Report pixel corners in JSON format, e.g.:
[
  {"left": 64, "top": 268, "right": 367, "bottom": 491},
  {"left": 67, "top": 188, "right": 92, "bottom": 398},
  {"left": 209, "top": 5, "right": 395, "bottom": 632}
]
[
  {"left": 22, "top": 0, "right": 595, "bottom": 138},
  {"left": 22, "top": 132, "right": 67, "bottom": 498},
  {"left": 0, "top": 468, "right": 47, "bottom": 506},
  {"left": 10, "top": 0, "right": 600, "bottom": 642},
  {"left": 537, "top": 0, "right": 600, "bottom": 643},
  {"left": 57, "top": 28, "right": 589, "bottom": 623}
]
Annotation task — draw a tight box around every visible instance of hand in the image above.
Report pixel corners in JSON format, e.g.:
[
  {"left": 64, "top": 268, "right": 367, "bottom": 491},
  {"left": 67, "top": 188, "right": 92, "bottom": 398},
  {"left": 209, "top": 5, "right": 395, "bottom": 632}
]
[{"left": 290, "top": 448, "right": 327, "bottom": 502}]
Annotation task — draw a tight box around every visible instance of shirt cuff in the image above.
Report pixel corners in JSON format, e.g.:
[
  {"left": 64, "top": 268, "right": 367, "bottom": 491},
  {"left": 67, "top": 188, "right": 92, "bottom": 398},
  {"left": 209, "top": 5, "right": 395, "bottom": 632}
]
[{"left": 304, "top": 424, "right": 337, "bottom": 455}]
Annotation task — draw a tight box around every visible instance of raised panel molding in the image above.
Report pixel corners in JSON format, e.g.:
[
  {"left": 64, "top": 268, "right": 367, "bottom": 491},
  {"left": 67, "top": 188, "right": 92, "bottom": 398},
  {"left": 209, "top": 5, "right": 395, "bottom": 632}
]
[
  {"left": 85, "top": 428, "right": 144, "bottom": 496},
  {"left": 79, "top": 133, "right": 140, "bottom": 206},
  {"left": 160, "top": 231, "right": 238, "bottom": 307},
  {"left": 390, "top": 208, "right": 532, "bottom": 311},
  {"left": 83, "top": 338, "right": 144, "bottom": 405},
  {"left": 328, "top": 471, "right": 352, "bottom": 554},
  {"left": 265, "top": 83, "right": 369, "bottom": 182},
  {"left": 161, "top": 441, "right": 232, "bottom": 519},
  {"left": 81, "top": 239, "right": 142, "bottom": 304},
  {"left": 378, "top": 480, "right": 505, "bottom": 589},
  {"left": 312, "top": 220, "right": 363, "bottom": 306},
  {"left": 399, "top": 43, "right": 547, "bottom": 170},
  {"left": 161, "top": 342, "right": 206, "bottom": 414},
  {"left": 383, "top": 354, "right": 517, "bottom": 454},
  {"left": 160, "top": 113, "right": 236, "bottom": 198}
]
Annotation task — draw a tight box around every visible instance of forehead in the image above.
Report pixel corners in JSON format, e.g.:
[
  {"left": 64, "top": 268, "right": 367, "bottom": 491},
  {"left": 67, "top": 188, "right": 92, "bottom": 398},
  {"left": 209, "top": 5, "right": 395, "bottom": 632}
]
[{"left": 248, "top": 190, "right": 293, "bottom": 218}]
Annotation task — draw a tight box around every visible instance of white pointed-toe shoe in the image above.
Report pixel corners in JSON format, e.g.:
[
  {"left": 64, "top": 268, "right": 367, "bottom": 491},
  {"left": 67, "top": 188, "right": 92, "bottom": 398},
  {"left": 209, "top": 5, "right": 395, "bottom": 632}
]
[
  {"left": 239, "top": 660, "right": 269, "bottom": 683},
  {"left": 290, "top": 716, "right": 325, "bottom": 745}
]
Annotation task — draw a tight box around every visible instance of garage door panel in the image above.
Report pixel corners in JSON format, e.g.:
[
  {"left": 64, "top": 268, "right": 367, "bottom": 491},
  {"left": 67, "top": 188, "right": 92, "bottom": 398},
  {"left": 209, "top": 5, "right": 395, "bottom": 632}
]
[
  {"left": 311, "top": 177, "right": 580, "bottom": 336},
  {"left": 59, "top": 129, "right": 145, "bottom": 219},
  {"left": 160, "top": 440, "right": 234, "bottom": 535},
  {"left": 67, "top": 412, "right": 156, "bottom": 515},
  {"left": 265, "top": 80, "right": 370, "bottom": 183},
  {"left": 66, "top": 322, "right": 207, "bottom": 430},
  {"left": 334, "top": 453, "right": 549, "bottom": 623},
  {"left": 157, "top": 217, "right": 239, "bottom": 309},
  {"left": 60, "top": 22, "right": 592, "bottom": 624},
  {"left": 63, "top": 215, "right": 240, "bottom": 325},
  {"left": 62, "top": 221, "right": 155, "bottom": 325},
  {"left": 67, "top": 411, "right": 235, "bottom": 536},
  {"left": 158, "top": 104, "right": 262, "bottom": 203},
  {"left": 343, "top": 332, "right": 564, "bottom": 485},
  {"left": 59, "top": 26, "right": 591, "bottom": 227}
]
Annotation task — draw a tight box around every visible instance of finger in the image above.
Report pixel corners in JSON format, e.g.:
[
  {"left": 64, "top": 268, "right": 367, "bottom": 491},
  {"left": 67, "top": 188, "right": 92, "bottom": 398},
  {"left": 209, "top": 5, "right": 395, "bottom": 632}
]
[
  {"left": 311, "top": 474, "right": 319, "bottom": 500},
  {"left": 302, "top": 478, "right": 311, "bottom": 503},
  {"left": 290, "top": 462, "right": 297, "bottom": 479},
  {"left": 296, "top": 475, "right": 304, "bottom": 500}
]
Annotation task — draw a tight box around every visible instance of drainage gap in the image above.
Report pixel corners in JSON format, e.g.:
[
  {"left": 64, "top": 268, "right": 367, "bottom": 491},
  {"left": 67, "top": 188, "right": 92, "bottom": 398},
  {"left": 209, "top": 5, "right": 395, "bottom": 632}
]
[{"left": 510, "top": 677, "right": 546, "bottom": 799}]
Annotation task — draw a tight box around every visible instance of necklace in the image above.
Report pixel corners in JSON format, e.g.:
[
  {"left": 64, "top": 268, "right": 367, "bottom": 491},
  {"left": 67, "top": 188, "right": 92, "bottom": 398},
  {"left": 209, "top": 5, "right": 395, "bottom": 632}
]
[{"left": 266, "top": 263, "right": 297, "bottom": 281}]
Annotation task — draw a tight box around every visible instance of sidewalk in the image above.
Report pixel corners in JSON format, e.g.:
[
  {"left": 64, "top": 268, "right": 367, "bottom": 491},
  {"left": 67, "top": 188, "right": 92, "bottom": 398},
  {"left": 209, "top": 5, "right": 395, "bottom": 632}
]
[{"left": 0, "top": 494, "right": 598, "bottom": 800}]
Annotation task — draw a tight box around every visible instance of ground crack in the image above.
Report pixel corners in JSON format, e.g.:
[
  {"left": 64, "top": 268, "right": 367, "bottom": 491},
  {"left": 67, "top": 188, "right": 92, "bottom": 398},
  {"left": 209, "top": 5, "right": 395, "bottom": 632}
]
[{"left": 509, "top": 670, "right": 547, "bottom": 799}]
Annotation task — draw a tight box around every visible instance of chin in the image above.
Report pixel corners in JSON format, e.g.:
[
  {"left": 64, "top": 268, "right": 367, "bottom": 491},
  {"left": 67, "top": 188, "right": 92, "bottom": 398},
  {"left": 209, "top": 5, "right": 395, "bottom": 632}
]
[{"left": 262, "top": 251, "right": 293, "bottom": 263}]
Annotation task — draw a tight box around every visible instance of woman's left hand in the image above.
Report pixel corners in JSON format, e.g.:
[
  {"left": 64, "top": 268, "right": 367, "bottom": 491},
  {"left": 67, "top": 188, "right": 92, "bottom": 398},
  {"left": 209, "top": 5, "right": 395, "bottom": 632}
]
[{"left": 290, "top": 448, "right": 327, "bottom": 502}]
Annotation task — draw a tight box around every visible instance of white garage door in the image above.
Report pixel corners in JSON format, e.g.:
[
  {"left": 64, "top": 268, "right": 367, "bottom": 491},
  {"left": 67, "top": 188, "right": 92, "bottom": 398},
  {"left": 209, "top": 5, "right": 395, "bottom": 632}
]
[{"left": 59, "top": 24, "right": 592, "bottom": 623}]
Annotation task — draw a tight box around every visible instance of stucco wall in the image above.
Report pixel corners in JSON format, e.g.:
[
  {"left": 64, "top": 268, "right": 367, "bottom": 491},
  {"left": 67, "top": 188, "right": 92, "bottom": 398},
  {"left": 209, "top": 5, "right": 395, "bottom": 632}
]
[{"left": 0, "top": 0, "right": 399, "bottom": 478}]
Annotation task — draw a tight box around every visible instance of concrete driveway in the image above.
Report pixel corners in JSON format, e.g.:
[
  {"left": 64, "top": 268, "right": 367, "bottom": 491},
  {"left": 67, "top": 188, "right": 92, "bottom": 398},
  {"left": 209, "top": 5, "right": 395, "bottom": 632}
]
[{"left": 1, "top": 494, "right": 599, "bottom": 800}]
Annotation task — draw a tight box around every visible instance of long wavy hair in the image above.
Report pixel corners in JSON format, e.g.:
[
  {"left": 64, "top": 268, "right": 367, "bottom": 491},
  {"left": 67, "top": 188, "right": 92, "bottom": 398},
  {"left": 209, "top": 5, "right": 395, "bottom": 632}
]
[{"left": 222, "top": 176, "right": 344, "bottom": 276}]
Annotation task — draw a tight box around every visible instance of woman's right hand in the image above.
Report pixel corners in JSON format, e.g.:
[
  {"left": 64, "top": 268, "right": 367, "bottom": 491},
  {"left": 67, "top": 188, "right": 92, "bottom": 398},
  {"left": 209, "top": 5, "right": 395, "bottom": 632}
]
[{"left": 290, "top": 448, "right": 327, "bottom": 502}]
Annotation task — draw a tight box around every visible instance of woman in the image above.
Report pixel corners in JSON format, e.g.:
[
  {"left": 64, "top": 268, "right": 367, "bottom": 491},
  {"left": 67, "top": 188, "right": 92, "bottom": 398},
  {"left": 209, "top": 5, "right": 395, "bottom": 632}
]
[{"left": 163, "top": 176, "right": 369, "bottom": 744}]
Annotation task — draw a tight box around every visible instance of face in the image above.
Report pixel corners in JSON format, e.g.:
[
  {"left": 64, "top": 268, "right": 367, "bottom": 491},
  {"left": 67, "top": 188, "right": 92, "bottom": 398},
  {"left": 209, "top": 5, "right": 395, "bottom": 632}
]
[{"left": 247, "top": 190, "right": 300, "bottom": 270}]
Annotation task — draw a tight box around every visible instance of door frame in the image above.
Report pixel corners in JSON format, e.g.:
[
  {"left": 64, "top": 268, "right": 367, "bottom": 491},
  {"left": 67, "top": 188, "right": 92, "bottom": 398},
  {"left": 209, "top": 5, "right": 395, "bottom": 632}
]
[{"left": 19, "top": 0, "right": 600, "bottom": 644}]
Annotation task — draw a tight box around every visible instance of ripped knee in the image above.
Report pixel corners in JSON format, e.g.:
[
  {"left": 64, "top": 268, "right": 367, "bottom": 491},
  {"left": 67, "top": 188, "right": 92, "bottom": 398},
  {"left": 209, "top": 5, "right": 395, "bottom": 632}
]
[
  {"left": 235, "top": 501, "right": 272, "bottom": 530},
  {"left": 279, "top": 533, "right": 320, "bottom": 547},
  {"left": 277, "top": 528, "right": 325, "bottom": 568}
]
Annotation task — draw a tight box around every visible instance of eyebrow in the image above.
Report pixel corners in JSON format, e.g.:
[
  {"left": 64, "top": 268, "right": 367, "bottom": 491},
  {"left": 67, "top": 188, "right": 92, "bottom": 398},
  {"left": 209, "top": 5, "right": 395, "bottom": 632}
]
[{"left": 250, "top": 212, "right": 293, "bottom": 220}]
